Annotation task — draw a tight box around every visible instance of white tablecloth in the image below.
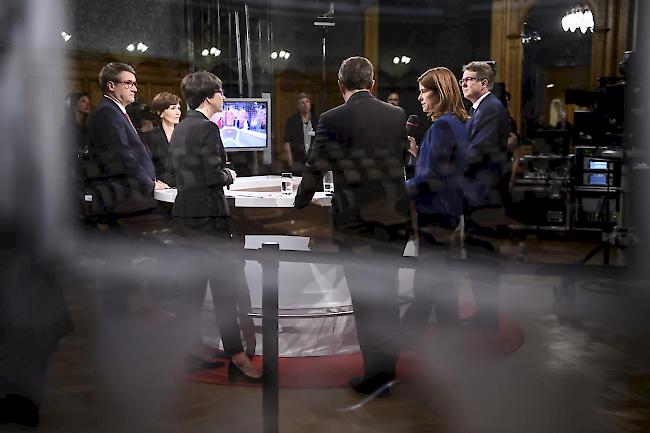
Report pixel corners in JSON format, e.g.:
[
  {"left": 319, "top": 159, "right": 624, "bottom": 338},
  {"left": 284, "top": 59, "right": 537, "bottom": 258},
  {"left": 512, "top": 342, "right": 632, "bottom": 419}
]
[{"left": 154, "top": 175, "right": 332, "bottom": 207}]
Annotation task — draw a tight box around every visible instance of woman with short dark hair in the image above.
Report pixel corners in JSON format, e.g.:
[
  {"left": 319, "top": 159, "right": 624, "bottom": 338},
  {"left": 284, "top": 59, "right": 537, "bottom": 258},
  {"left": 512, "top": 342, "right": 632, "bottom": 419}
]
[
  {"left": 169, "top": 71, "right": 261, "bottom": 382},
  {"left": 142, "top": 92, "right": 182, "bottom": 186}
]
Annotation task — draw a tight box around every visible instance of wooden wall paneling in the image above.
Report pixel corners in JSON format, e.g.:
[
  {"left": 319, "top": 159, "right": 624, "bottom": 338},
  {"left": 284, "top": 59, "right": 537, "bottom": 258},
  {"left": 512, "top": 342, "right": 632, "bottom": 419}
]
[{"left": 65, "top": 50, "right": 189, "bottom": 107}]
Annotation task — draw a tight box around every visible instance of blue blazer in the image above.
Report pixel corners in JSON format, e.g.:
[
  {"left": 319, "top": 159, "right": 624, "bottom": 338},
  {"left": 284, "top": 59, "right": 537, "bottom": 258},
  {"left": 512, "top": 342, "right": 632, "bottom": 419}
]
[
  {"left": 406, "top": 113, "right": 467, "bottom": 218},
  {"left": 464, "top": 92, "right": 509, "bottom": 209},
  {"left": 86, "top": 97, "right": 156, "bottom": 216}
]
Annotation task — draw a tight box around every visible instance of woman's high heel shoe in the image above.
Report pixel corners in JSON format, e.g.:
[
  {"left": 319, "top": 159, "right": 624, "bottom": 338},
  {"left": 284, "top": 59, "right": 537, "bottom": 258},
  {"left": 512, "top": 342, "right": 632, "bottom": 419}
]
[{"left": 228, "top": 362, "right": 263, "bottom": 384}]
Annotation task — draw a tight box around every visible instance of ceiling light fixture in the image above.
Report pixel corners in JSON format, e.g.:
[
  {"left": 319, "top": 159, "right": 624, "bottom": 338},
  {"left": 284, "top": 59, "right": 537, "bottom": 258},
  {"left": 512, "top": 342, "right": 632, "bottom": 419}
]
[{"left": 562, "top": 5, "right": 594, "bottom": 34}]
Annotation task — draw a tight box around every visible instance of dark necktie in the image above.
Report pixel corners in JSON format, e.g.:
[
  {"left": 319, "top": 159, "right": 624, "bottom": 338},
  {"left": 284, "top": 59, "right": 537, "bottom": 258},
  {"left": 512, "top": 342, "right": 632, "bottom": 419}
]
[
  {"left": 469, "top": 106, "right": 476, "bottom": 116},
  {"left": 123, "top": 112, "right": 152, "bottom": 158},
  {"left": 123, "top": 112, "right": 137, "bottom": 132}
]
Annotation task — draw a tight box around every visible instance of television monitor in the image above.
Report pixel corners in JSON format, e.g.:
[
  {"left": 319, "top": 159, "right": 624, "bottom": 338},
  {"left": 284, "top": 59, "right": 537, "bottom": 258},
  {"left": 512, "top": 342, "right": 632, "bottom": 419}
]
[
  {"left": 589, "top": 160, "right": 608, "bottom": 170},
  {"left": 588, "top": 173, "right": 607, "bottom": 186},
  {"left": 210, "top": 98, "right": 270, "bottom": 151}
]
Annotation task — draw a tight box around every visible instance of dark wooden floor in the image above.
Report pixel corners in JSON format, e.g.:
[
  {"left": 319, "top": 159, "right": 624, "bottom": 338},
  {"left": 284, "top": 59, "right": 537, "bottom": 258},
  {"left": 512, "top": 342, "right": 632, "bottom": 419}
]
[{"left": 3, "top": 220, "right": 649, "bottom": 433}]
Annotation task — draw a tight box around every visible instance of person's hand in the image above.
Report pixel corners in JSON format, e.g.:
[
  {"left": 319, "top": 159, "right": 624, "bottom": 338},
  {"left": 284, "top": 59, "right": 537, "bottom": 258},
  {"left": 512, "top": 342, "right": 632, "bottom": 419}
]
[
  {"left": 154, "top": 180, "right": 170, "bottom": 190},
  {"left": 407, "top": 136, "right": 418, "bottom": 157},
  {"left": 226, "top": 167, "right": 238, "bottom": 180}
]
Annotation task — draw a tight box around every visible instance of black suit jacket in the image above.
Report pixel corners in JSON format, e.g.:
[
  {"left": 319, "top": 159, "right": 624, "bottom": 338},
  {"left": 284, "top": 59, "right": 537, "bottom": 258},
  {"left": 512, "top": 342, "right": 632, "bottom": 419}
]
[
  {"left": 86, "top": 97, "right": 156, "bottom": 217},
  {"left": 283, "top": 111, "right": 319, "bottom": 174},
  {"left": 465, "top": 92, "right": 509, "bottom": 209},
  {"left": 169, "top": 110, "right": 234, "bottom": 218},
  {"left": 295, "top": 91, "right": 412, "bottom": 242},
  {"left": 143, "top": 126, "right": 175, "bottom": 187}
]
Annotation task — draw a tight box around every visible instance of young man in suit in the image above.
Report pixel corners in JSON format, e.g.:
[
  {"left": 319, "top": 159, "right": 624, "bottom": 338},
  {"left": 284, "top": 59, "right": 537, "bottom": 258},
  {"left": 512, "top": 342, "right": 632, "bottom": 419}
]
[
  {"left": 86, "top": 62, "right": 168, "bottom": 220},
  {"left": 460, "top": 61, "right": 510, "bottom": 329},
  {"left": 295, "top": 56, "right": 413, "bottom": 397}
]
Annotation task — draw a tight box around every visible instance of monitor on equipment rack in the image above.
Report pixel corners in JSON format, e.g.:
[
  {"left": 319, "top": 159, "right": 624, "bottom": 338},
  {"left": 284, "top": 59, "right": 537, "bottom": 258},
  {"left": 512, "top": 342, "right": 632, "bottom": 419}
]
[{"left": 210, "top": 98, "right": 270, "bottom": 151}]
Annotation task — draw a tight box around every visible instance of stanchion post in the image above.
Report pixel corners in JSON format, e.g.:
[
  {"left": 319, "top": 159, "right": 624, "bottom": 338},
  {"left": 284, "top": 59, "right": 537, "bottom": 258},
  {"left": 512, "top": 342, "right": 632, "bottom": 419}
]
[{"left": 261, "top": 242, "right": 280, "bottom": 433}]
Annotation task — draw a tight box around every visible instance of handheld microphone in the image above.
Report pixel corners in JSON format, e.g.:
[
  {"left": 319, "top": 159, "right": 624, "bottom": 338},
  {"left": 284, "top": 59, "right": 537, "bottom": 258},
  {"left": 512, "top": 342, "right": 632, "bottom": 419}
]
[
  {"left": 406, "top": 114, "right": 419, "bottom": 139},
  {"left": 406, "top": 114, "right": 419, "bottom": 138}
]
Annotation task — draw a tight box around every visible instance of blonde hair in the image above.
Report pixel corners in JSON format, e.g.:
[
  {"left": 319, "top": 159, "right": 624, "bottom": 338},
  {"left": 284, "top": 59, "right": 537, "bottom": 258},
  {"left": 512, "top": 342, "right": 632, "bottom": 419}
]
[{"left": 418, "top": 67, "right": 468, "bottom": 122}]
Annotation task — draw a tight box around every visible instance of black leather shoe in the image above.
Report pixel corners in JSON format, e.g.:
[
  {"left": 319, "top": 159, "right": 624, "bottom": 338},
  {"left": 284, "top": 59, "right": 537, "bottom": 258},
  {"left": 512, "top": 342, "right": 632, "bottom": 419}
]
[{"left": 350, "top": 374, "right": 394, "bottom": 398}]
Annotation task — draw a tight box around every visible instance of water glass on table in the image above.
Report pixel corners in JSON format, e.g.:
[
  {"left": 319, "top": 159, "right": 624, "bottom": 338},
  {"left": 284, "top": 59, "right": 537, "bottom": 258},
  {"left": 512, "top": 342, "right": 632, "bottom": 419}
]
[
  {"left": 281, "top": 172, "right": 293, "bottom": 195},
  {"left": 323, "top": 170, "right": 334, "bottom": 194}
]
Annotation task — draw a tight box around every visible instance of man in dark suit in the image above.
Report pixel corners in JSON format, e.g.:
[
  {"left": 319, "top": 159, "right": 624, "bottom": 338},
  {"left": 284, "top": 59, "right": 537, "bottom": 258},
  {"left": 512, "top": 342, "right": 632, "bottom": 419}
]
[
  {"left": 85, "top": 63, "right": 169, "bottom": 317},
  {"left": 86, "top": 62, "right": 168, "bottom": 221},
  {"left": 460, "top": 61, "right": 510, "bottom": 328},
  {"left": 283, "top": 92, "right": 318, "bottom": 175},
  {"left": 461, "top": 61, "right": 509, "bottom": 211},
  {"left": 295, "top": 56, "right": 413, "bottom": 396}
]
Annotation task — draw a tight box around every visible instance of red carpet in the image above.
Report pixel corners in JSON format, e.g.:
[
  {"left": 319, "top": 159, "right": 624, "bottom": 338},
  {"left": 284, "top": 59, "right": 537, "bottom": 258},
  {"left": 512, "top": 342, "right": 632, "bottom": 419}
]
[{"left": 187, "top": 311, "right": 524, "bottom": 388}]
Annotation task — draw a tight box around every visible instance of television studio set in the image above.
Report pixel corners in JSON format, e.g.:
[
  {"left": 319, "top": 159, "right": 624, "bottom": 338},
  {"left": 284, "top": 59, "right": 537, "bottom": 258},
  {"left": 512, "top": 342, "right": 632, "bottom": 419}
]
[{"left": 1, "top": 1, "right": 649, "bottom": 432}]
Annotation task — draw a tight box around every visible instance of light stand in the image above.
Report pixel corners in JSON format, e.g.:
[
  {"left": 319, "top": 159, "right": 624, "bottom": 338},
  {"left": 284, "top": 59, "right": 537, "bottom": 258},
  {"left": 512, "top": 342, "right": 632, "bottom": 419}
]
[{"left": 314, "top": 4, "right": 335, "bottom": 111}]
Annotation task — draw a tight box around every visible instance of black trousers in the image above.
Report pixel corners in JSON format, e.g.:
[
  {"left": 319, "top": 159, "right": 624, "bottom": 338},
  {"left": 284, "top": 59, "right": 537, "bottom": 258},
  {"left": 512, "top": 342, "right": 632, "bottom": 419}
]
[
  {"left": 336, "top": 225, "right": 409, "bottom": 379},
  {"left": 402, "top": 213, "right": 460, "bottom": 330},
  {"left": 173, "top": 216, "right": 247, "bottom": 356}
]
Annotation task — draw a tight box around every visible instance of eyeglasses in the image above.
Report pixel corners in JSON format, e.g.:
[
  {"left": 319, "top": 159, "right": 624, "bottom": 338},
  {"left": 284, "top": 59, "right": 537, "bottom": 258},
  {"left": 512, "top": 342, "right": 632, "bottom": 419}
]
[
  {"left": 114, "top": 80, "right": 137, "bottom": 89},
  {"left": 215, "top": 89, "right": 225, "bottom": 97},
  {"left": 459, "top": 77, "right": 482, "bottom": 85}
]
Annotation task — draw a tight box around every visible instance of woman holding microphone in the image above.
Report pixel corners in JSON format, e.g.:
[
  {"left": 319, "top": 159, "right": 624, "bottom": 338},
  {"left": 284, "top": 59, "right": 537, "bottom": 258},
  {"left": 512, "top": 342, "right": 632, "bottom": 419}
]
[{"left": 402, "top": 67, "right": 468, "bottom": 330}]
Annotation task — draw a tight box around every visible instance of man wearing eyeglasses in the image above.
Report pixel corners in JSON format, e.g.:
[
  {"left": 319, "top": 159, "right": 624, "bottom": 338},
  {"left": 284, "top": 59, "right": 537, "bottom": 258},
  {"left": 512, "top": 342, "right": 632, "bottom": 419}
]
[
  {"left": 459, "top": 61, "right": 509, "bottom": 329},
  {"left": 86, "top": 62, "right": 168, "bottom": 222}
]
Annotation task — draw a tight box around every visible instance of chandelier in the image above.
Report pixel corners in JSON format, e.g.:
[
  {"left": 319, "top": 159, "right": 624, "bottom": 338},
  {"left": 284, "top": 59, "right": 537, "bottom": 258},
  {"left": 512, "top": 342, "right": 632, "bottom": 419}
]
[
  {"left": 521, "top": 21, "right": 542, "bottom": 45},
  {"left": 561, "top": 5, "right": 594, "bottom": 34}
]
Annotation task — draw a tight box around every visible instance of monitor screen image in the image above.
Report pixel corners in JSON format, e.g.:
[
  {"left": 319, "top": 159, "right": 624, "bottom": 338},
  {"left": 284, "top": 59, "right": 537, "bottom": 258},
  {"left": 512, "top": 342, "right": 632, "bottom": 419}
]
[
  {"left": 210, "top": 98, "right": 269, "bottom": 151},
  {"left": 588, "top": 173, "right": 607, "bottom": 185},
  {"left": 589, "top": 160, "right": 608, "bottom": 170}
]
